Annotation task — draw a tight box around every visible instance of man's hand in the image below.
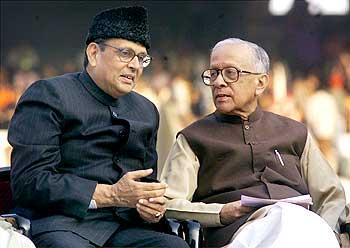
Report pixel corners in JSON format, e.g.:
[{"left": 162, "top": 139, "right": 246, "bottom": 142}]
[
  {"left": 136, "top": 197, "right": 166, "bottom": 223},
  {"left": 92, "top": 169, "right": 167, "bottom": 208},
  {"left": 219, "top": 200, "right": 254, "bottom": 225}
]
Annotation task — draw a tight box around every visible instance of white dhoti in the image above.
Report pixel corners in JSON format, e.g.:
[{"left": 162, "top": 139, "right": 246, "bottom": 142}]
[
  {"left": 0, "top": 218, "right": 36, "bottom": 248},
  {"left": 226, "top": 202, "right": 339, "bottom": 248}
]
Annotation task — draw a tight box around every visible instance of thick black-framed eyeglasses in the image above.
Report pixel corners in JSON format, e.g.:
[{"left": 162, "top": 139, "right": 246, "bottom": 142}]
[
  {"left": 98, "top": 43, "right": 152, "bottom": 68},
  {"left": 201, "top": 66, "right": 263, "bottom": 86}
]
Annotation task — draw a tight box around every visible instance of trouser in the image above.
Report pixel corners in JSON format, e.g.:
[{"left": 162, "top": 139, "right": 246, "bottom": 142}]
[{"left": 32, "top": 225, "right": 189, "bottom": 248}]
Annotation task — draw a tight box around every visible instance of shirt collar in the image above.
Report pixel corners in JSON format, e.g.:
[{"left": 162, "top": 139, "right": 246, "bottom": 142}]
[
  {"left": 78, "top": 70, "right": 119, "bottom": 107},
  {"left": 214, "top": 106, "right": 263, "bottom": 123}
]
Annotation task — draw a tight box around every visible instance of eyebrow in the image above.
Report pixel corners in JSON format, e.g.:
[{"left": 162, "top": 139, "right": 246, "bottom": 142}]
[
  {"left": 122, "top": 46, "right": 148, "bottom": 55},
  {"left": 105, "top": 43, "right": 148, "bottom": 55},
  {"left": 210, "top": 63, "right": 239, "bottom": 69}
]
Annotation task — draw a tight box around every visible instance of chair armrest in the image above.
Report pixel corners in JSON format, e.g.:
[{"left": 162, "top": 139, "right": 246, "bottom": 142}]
[
  {"left": 166, "top": 219, "right": 203, "bottom": 248},
  {"left": 167, "top": 218, "right": 184, "bottom": 237},
  {"left": 182, "top": 220, "right": 203, "bottom": 248},
  {"left": 1, "top": 213, "right": 31, "bottom": 237}
]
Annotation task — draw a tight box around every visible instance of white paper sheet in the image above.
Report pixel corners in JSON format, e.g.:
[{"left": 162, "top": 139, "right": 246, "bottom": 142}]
[{"left": 240, "top": 194, "right": 313, "bottom": 208}]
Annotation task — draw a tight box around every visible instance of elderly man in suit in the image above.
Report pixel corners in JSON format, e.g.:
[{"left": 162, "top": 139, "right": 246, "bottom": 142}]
[
  {"left": 161, "top": 37, "right": 347, "bottom": 247},
  {"left": 8, "top": 6, "right": 189, "bottom": 248}
]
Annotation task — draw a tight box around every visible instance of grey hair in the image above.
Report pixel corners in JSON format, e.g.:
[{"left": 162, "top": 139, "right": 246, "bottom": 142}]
[{"left": 212, "top": 38, "right": 270, "bottom": 74}]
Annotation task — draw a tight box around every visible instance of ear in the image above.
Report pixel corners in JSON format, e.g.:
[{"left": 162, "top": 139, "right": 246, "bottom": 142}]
[
  {"left": 255, "top": 74, "right": 269, "bottom": 96},
  {"left": 86, "top": 43, "right": 99, "bottom": 67}
]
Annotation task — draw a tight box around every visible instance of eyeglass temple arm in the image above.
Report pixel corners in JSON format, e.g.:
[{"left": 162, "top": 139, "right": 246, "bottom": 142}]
[{"left": 240, "top": 70, "right": 264, "bottom": 75}]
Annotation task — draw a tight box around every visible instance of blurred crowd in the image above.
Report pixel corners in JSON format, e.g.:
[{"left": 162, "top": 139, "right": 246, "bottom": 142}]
[{"left": 1, "top": 37, "right": 350, "bottom": 177}]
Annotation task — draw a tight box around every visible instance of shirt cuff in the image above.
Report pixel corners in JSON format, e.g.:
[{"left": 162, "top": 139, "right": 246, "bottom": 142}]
[
  {"left": 88, "top": 199, "right": 97, "bottom": 209},
  {"left": 165, "top": 200, "right": 224, "bottom": 227}
]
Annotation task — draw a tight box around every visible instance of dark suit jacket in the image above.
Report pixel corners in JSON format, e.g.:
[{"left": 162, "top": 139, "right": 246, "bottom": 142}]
[{"left": 8, "top": 70, "right": 159, "bottom": 246}]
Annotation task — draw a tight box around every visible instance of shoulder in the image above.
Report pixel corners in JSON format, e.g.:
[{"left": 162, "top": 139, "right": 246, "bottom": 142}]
[
  {"left": 16, "top": 72, "right": 82, "bottom": 116},
  {"left": 129, "top": 91, "right": 158, "bottom": 112},
  {"left": 129, "top": 91, "right": 157, "bottom": 105},
  {"left": 186, "top": 112, "right": 215, "bottom": 127},
  {"left": 179, "top": 112, "right": 215, "bottom": 136},
  {"left": 262, "top": 110, "right": 307, "bottom": 131},
  {"left": 34, "top": 72, "right": 79, "bottom": 87},
  {"left": 20, "top": 72, "right": 80, "bottom": 99},
  {"left": 126, "top": 91, "right": 160, "bottom": 122}
]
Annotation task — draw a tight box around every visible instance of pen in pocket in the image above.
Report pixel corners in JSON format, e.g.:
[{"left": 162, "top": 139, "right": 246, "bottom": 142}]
[{"left": 274, "top": 149, "right": 285, "bottom": 167}]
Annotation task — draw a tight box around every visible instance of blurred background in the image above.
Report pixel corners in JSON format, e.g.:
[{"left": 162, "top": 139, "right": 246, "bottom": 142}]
[{"left": 1, "top": 0, "right": 350, "bottom": 195}]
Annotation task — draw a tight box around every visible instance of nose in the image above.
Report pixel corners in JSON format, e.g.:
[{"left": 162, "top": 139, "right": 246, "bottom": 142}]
[
  {"left": 128, "top": 56, "right": 141, "bottom": 70},
  {"left": 212, "top": 71, "right": 227, "bottom": 88}
]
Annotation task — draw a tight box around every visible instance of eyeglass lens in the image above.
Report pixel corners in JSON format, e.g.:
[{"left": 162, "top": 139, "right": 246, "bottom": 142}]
[
  {"left": 117, "top": 48, "right": 151, "bottom": 67},
  {"left": 99, "top": 43, "right": 151, "bottom": 67},
  {"left": 203, "top": 67, "right": 239, "bottom": 85}
]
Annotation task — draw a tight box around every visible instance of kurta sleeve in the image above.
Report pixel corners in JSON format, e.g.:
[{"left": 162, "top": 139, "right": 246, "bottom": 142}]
[
  {"left": 8, "top": 80, "right": 97, "bottom": 219},
  {"left": 160, "top": 134, "right": 224, "bottom": 227},
  {"left": 300, "top": 132, "right": 347, "bottom": 232}
]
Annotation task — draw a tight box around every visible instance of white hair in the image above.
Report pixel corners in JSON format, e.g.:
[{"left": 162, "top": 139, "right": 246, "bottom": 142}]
[{"left": 212, "top": 38, "right": 270, "bottom": 74}]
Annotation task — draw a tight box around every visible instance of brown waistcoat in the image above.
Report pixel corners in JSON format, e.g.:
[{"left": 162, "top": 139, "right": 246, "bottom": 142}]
[{"left": 180, "top": 107, "right": 309, "bottom": 247}]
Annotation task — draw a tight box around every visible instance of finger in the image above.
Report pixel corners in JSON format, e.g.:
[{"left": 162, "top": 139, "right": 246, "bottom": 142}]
[
  {"left": 237, "top": 205, "right": 252, "bottom": 213},
  {"left": 136, "top": 205, "right": 148, "bottom": 216},
  {"left": 133, "top": 188, "right": 167, "bottom": 205},
  {"left": 241, "top": 207, "right": 255, "bottom": 215},
  {"left": 141, "top": 188, "right": 167, "bottom": 199},
  {"left": 139, "top": 211, "right": 162, "bottom": 223},
  {"left": 238, "top": 201, "right": 255, "bottom": 212},
  {"left": 136, "top": 202, "right": 164, "bottom": 218},
  {"left": 136, "top": 181, "right": 168, "bottom": 190},
  {"left": 148, "top": 197, "right": 166, "bottom": 205},
  {"left": 128, "top": 188, "right": 166, "bottom": 204},
  {"left": 126, "top": 169, "right": 153, "bottom": 180},
  {"left": 136, "top": 204, "right": 160, "bottom": 220},
  {"left": 138, "top": 199, "right": 166, "bottom": 212},
  {"left": 136, "top": 206, "right": 159, "bottom": 223}
]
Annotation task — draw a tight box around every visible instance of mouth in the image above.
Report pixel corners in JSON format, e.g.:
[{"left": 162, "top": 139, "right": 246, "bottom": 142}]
[
  {"left": 215, "top": 93, "right": 231, "bottom": 100},
  {"left": 120, "top": 74, "right": 135, "bottom": 84}
]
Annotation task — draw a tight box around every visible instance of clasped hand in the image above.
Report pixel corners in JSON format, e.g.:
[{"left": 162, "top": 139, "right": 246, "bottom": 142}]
[{"left": 111, "top": 168, "right": 167, "bottom": 223}]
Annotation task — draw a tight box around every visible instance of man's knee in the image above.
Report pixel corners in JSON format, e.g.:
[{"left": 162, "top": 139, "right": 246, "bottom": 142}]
[{"left": 32, "top": 231, "right": 94, "bottom": 248}]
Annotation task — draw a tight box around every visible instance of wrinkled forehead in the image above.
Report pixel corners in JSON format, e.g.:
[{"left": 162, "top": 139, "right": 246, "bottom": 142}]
[{"left": 210, "top": 42, "right": 255, "bottom": 70}]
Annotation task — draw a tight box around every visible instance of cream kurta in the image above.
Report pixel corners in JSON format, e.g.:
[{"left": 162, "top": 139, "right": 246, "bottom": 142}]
[{"left": 160, "top": 132, "right": 347, "bottom": 232}]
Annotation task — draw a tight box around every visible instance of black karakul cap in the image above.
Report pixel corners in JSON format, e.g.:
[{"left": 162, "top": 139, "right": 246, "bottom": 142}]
[{"left": 86, "top": 6, "right": 150, "bottom": 49}]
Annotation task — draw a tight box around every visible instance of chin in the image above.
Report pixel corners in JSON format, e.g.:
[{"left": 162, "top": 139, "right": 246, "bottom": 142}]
[
  {"left": 216, "top": 108, "right": 232, "bottom": 115},
  {"left": 215, "top": 103, "right": 234, "bottom": 114},
  {"left": 120, "top": 88, "right": 133, "bottom": 95},
  {"left": 120, "top": 82, "right": 134, "bottom": 90}
]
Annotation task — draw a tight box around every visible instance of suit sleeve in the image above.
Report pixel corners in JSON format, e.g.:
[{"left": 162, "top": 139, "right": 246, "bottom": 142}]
[{"left": 8, "top": 80, "right": 97, "bottom": 219}]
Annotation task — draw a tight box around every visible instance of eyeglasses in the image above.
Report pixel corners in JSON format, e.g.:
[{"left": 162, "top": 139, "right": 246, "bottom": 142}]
[
  {"left": 98, "top": 43, "right": 152, "bottom": 68},
  {"left": 201, "top": 66, "right": 263, "bottom": 86}
]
